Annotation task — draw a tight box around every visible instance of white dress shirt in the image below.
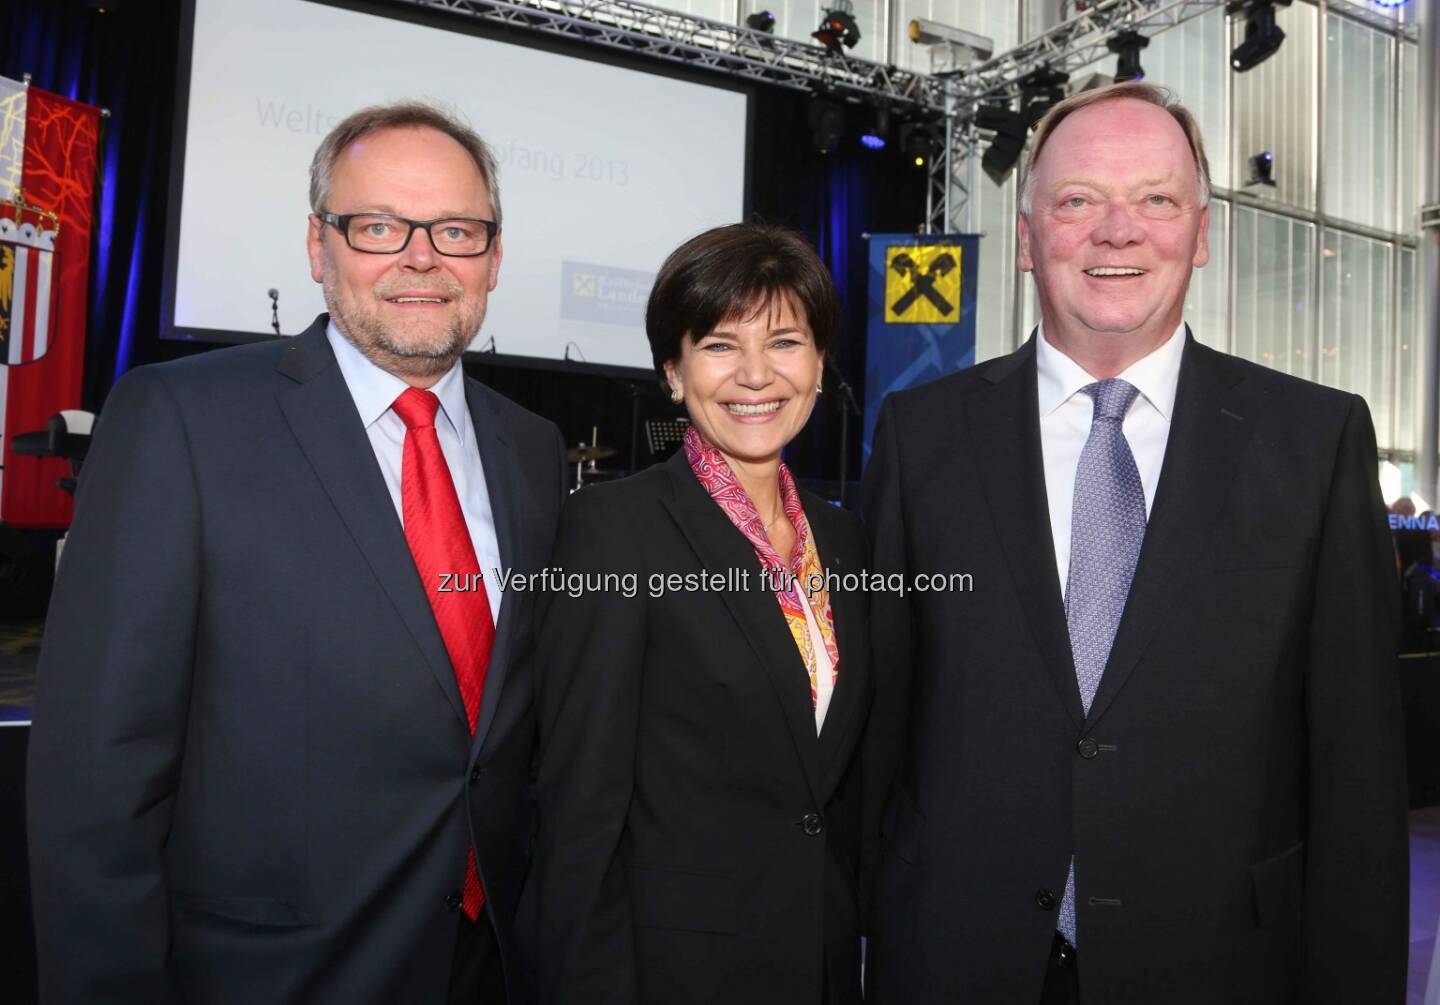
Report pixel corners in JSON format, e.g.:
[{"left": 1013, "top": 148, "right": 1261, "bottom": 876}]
[
  {"left": 327, "top": 322, "right": 503, "bottom": 620},
  {"left": 1036, "top": 322, "right": 1186, "bottom": 600},
  {"left": 800, "top": 595, "right": 835, "bottom": 734}
]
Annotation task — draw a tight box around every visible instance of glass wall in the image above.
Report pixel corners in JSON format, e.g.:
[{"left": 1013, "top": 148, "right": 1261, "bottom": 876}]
[
  {"left": 1320, "top": 229, "right": 1393, "bottom": 421},
  {"left": 1396, "top": 248, "right": 1419, "bottom": 453},
  {"left": 1323, "top": 16, "right": 1395, "bottom": 231},
  {"left": 1233, "top": 207, "right": 1315, "bottom": 376}
]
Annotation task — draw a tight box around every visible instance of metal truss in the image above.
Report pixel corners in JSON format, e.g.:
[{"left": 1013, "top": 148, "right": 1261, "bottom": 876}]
[
  {"left": 965, "top": 0, "right": 1225, "bottom": 104},
  {"left": 391, "top": 0, "right": 1355, "bottom": 235},
  {"left": 393, "top": 0, "right": 945, "bottom": 112},
  {"left": 928, "top": 0, "right": 1228, "bottom": 233}
]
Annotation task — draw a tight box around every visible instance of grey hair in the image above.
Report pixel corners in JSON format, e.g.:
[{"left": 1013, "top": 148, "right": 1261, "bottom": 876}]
[
  {"left": 309, "top": 100, "right": 503, "bottom": 226},
  {"left": 1017, "top": 81, "right": 1211, "bottom": 217}
]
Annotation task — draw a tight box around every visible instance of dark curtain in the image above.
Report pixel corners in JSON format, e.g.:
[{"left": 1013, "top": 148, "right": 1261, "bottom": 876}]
[{"left": 0, "top": 0, "right": 925, "bottom": 487}]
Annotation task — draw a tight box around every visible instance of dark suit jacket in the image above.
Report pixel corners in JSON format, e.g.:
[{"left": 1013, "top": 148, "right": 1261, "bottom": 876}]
[
  {"left": 533, "top": 450, "right": 872, "bottom": 1005},
  {"left": 27, "top": 316, "right": 567, "bottom": 1004},
  {"left": 861, "top": 332, "right": 1408, "bottom": 1004}
]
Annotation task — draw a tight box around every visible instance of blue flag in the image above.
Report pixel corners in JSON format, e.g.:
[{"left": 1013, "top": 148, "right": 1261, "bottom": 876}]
[{"left": 863, "top": 233, "right": 979, "bottom": 462}]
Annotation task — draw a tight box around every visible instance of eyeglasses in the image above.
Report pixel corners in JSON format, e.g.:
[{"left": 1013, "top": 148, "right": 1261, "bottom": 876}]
[{"left": 317, "top": 212, "right": 498, "bottom": 257}]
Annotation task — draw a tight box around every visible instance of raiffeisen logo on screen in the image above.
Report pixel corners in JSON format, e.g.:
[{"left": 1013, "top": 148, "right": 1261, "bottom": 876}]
[{"left": 561, "top": 261, "right": 652, "bottom": 326}]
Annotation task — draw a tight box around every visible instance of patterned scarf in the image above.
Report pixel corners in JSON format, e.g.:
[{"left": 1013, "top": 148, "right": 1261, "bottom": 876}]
[{"left": 683, "top": 425, "right": 839, "bottom": 707}]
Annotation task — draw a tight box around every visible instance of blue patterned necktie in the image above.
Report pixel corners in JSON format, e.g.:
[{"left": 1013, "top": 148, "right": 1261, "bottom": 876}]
[{"left": 1056, "top": 378, "right": 1146, "bottom": 947}]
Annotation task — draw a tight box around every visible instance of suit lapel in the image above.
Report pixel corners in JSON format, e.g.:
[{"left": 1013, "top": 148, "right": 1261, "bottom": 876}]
[
  {"left": 807, "top": 499, "right": 868, "bottom": 802},
  {"left": 466, "top": 379, "right": 526, "bottom": 757},
  {"left": 659, "top": 452, "right": 825, "bottom": 804},
  {"left": 1085, "top": 333, "right": 1255, "bottom": 726},
  {"left": 274, "top": 320, "right": 467, "bottom": 727},
  {"left": 966, "top": 337, "right": 1085, "bottom": 728}
]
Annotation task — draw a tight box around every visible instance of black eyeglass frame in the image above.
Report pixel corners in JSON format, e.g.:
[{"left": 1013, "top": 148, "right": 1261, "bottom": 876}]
[{"left": 317, "top": 211, "right": 499, "bottom": 257}]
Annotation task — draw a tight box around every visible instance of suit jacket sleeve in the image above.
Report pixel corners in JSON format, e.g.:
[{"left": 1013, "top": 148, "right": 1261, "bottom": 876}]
[
  {"left": 858, "top": 395, "right": 913, "bottom": 924},
  {"left": 1302, "top": 394, "right": 1408, "bottom": 1000},
  {"left": 27, "top": 368, "right": 198, "bottom": 1003},
  {"left": 534, "top": 486, "right": 645, "bottom": 1005}
]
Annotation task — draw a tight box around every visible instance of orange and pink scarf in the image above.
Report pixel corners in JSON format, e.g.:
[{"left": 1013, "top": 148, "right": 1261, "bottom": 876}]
[{"left": 683, "top": 426, "right": 839, "bottom": 707}]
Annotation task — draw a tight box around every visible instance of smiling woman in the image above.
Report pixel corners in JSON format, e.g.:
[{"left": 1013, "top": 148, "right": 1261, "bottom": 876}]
[{"left": 533, "top": 223, "right": 873, "bottom": 1005}]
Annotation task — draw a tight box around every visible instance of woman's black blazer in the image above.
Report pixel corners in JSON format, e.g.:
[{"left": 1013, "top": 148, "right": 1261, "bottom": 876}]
[{"left": 533, "top": 449, "right": 873, "bottom": 1005}]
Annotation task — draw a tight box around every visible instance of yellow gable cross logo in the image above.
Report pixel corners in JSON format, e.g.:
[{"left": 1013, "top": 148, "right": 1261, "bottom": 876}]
[
  {"left": 884, "top": 244, "right": 962, "bottom": 324},
  {"left": 572, "top": 272, "right": 597, "bottom": 297}
]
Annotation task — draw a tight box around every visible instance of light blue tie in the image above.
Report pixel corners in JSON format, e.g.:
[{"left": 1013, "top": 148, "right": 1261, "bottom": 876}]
[{"left": 1056, "top": 378, "right": 1146, "bottom": 947}]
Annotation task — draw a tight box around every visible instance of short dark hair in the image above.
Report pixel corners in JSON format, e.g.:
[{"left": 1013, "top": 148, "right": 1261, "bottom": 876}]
[
  {"left": 645, "top": 223, "right": 839, "bottom": 384},
  {"left": 310, "top": 100, "right": 502, "bottom": 225}
]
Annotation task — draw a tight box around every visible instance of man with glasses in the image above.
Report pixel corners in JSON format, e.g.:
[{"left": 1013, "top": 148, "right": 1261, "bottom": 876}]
[{"left": 28, "top": 102, "right": 566, "bottom": 1004}]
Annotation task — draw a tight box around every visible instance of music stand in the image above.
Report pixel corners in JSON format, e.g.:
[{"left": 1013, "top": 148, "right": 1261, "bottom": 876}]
[{"left": 645, "top": 417, "right": 690, "bottom": 462}]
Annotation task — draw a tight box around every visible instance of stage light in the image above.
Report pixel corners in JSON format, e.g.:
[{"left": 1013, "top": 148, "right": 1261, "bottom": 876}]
[
  {"left": 809, "top": 98, "right": 846, "bottom": 154},
  {"left": 1246, "top": 151, "right": 1277, "bottom": 187},
  {"left": 975, "top": 101, "right": 1029, "bottom": 184},
  {"left": 1228, "top": 1, "right": 1292, "bottom": 73},
  {"left": 859, "top": 108, "right": 890, "bottom": 151},
  {"left": 745, "top": 11, "right": 776, "bottom": 32},
  {"left": 1107, "top": 29, "right": 1149, "bottom": 82},
  {"left": 1020, "top": 65, "right": 1069, "bottom": 127},
  {"left": 813, "top": 0, "right": 861, "bottom": 53},
  {"left": 899, "top": 120, "right": 943, "bottom": 167}
]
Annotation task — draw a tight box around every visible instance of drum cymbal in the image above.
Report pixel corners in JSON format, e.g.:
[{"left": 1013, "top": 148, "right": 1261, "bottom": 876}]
[{"left": 567, "top": 444, "right": 619, "bottom": 463}]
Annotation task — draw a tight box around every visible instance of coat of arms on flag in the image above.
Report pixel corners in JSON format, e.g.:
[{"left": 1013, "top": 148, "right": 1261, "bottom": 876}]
[{"left": 0, "top": 190, "right": 59, "bottom": 366}]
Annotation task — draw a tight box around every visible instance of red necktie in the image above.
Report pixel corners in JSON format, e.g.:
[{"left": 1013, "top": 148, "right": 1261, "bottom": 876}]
[{"left": 393, "top": 387, "right": 495, "bottom": 922}]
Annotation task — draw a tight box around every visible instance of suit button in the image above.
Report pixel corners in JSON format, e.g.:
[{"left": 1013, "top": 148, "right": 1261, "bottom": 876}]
[
  {"left": 801, "top": 813, "right": 825, "bottom": 836},
  {"left": 1035, "top": 889, "right": 1057, "bottom": 911},
  {"left": 470, "top": 765, "right": 483, "bottom": 783},
  {"left": 445, "top": 891, "right": 462, "bottom": 911},
  {"left": 1076, "top": 737, "right": 1100, "bottom": 759}
]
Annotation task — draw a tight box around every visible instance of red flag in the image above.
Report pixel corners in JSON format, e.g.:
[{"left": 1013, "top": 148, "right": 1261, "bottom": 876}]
[{"left": 2, "top": 88, "right": 99, "bottom": 528}]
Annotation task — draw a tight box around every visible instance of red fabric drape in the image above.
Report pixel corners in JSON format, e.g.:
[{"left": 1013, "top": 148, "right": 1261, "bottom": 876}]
[{"left": 3, "top": 86, "right": 98, "bottom": 527}]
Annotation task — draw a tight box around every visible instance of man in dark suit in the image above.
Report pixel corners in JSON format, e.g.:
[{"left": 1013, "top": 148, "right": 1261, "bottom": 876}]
[
  {"left": 862, "top": 82, "right": 1408, "bottom": 1003},
  {"left": 27, "top": 102, "right": 566, "bottom": 1003}
]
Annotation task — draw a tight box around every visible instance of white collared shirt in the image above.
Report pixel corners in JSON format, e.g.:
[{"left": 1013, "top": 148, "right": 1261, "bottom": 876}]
[
  {"left": 327, "top": 321, "right": 503, "bottom": 620},
  {"left": 1036, "top": 322, "right": 1185, "bottom": 600},
  {"left": 800, "top": 594, "right": 835, "bottom": 734}
]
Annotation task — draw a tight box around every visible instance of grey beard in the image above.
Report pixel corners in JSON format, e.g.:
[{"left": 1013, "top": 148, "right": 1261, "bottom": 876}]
[{"left": 321, "top": 260, "right": 484, "bottom": 380}]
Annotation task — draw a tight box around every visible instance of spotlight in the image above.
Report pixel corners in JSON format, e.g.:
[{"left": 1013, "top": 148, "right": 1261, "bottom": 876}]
[
  {"left": 813, "top": 0, "right": 861, "bottom": 53},
  {"left": 1228, "top": 0, "right": 1292, "bottom": 72},
  {"left": 745, "top": 10, "right": 775, "bottom": 32},
  {"left": 899, "top": 120, "right": 943, "bottom": 166},
  {"left": 809, "top": 98, "right": 846, "bottom": 154},
  {"left": 1020, "top": 65, "right": 1070, "bottom": 127},
  {"left": 1246, "top": 151, "right": 1277, "bottom": 187},
  {"left": 1107, "top": 29, "right": 1149, "bottom": 82},
  {"left": 860, "top": 108, "right": 890, "bottom": 151},
  {"left": 975, "top": 100, "right": 1029, "bottom": 184}
]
